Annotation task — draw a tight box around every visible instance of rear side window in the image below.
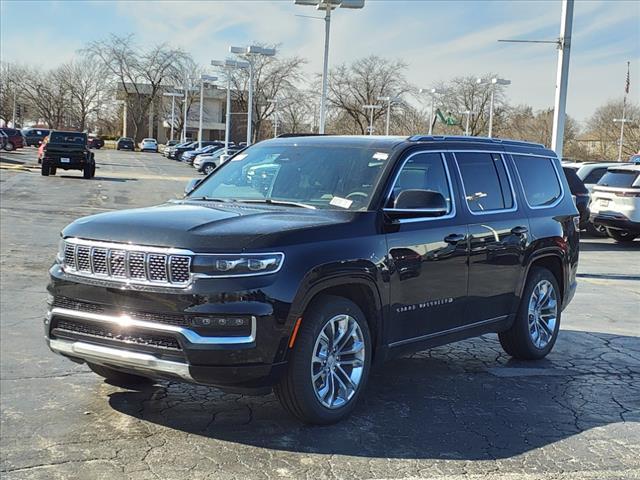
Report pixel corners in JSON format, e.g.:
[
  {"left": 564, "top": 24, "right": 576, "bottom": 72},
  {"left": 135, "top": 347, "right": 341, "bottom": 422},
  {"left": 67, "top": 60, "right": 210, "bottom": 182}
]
[
  {"left": 513, "top": 155, "right": 562, "bottom": 207},
  {"left": 562, "top": 167, "right": 588, "bottom": 195},
  {"left": 455, "top": 152, "right": 514, "bottom": 212},
  {"left": 583, "top": 167, "right": 608, "bottom": 184},
  {"left": 598, "top": 170, "right": 639, "bottom": 188}
]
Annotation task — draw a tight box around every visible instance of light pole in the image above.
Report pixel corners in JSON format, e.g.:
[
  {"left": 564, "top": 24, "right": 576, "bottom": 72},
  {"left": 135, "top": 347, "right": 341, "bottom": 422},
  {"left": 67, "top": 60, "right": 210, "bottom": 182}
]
[
  {"left": 211, "top": 59, "right": 250, "bottom": 155},
  {"left": 613, "top": 118, "right": 633, "bottom": 161},
  {"left": 363, "top": 104, "right": 382, "bottom": 135},
  {"left": 268, "top": 98, "right": 281, "bottom": 137},
  {"left": 377, "top": 96, "right": 400, "bottom": 135},
  {"left": 197, "top": 75, "right": 218, "bottom": 149},
  {"left": 163, "top": 92, "right": 182, "bottom": 141},
  {"left": 230, "top": 45, "right": 276, "bottom": 146},
  {"left": 476, "top": 77, "right": 511, "bottom": 137},
  {"left": 294, "top": 0, "right": 365, "bottom": 134},
  {"left": 459, "top": 110, "right": 477, "bottom": 136},
  {"left": 419, "top": 88, "right": 441, "bottom": 135}
]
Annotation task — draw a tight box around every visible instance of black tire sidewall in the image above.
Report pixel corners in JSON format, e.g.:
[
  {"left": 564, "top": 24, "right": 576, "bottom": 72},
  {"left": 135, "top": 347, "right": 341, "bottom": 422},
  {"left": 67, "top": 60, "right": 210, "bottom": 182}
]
[{"left": 283, "top": 296, "right": 372, "bottom": 424}]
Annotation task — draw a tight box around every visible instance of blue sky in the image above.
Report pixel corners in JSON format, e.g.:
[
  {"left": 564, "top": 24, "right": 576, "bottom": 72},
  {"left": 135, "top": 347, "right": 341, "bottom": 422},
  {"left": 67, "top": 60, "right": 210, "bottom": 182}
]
[{"left": 1, "top": 0, "right": 638, "bottom": 122}]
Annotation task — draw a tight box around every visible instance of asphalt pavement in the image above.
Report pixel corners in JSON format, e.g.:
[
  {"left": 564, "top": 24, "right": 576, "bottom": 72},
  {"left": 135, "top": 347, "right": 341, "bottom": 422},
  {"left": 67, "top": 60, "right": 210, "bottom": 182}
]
[{"left": 1, "top": 147, "right": 638, "bottom": 480}]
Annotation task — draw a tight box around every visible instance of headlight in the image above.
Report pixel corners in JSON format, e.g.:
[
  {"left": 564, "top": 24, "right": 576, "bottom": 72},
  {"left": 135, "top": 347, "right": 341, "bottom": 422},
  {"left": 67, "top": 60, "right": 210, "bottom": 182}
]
[
  {"left": 56, "top": 237, "right": 65, "bottom": 263},
  {"left": 192, "top": 253, "right": 284, "bottom": 277}
]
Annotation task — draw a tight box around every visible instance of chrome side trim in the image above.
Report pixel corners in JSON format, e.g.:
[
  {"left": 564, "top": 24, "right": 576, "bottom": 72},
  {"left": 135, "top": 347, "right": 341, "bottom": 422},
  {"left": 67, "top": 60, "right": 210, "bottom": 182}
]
[
  {"left": 50, "top": 307, "right": 257, "bottom": 345},
  {"left": 389, "top": 315, "right": 508, "bottom": 348},
  {"left": 452, "top": 152, "right": 519, "bottom": 216},
  {"left": 48, "top": 338, "right": 193, "bottom": 380},
  {"left": 383, "top": 151, "right": 457, "bottom": 224}
]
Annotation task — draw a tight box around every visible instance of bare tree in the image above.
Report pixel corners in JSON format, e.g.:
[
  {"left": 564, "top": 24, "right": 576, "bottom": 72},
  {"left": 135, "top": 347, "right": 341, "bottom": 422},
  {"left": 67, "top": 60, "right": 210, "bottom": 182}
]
[
  {"left": 17, "top": 66, "right": 69, "bottom": 129},
  {"left": 83, "top": 34, "right": 190, "bottom": 140},
  {"left": 58, "top": 59, "right": 107, "bottom": 131},
  {"left": 326, "top": 56, "right": 412, "bottom": 135},
  {"left": 586, "top": 99, "right": 640, "bottom": 160}
]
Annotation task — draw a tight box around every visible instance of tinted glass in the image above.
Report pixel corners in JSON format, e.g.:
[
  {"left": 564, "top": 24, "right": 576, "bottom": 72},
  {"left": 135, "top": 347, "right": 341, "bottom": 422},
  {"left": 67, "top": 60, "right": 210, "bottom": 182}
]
[
  {"left": 583, "top": 167, "right": 607, "bottom": 184},
  {"left": 388, "top": 152, "right": 452, "bottom": 212},
  {"left": 190, "top": 144, "right": 391, "bottom": 211},
  {"left": 598, "top": 170, "right": 639, "bottom": 188},
  {"left": 513, "top": 155, "right": 562, "bottom": 207},
  {"left": 49, "top": 132, "right": 86, "bottom": 145},
  {"left": 456, "top": 152, "right": 513, "bottom": 212},
  {"left": 562, "top": 167, "right": 588, "bottom": 195}
]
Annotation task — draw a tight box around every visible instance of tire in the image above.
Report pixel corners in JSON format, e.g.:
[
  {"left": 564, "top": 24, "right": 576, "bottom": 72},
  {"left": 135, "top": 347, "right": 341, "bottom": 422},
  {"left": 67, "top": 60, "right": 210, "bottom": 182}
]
[
  {"left": 607, "top": 228, "right": 638, "bottom": 242},
  {"left": 87, "top": 362, "right": 150, "bottom": 386},
  {"left": 41, "top": 164, "right": 50, "bottom": 176},
  {"left": 50, "top": 167, "right": 57, "bottom": 175},
  {"left": 586, "top": 222, "right": 608, "bottom": 237},
  {"left": 499, "top": 266, "right": 561, "bottom": 360},
  {"left": 275, "top": 295, "right": 372, "bottom": 425},
  {"left": 204, "top": 163, "right": 216, "bottom": 175},
  {"left": 83, "top": 163, "right": 94, "bottom": 179},
  {"left": 4, "top": 142, "right": 14, "bottom": 152}
]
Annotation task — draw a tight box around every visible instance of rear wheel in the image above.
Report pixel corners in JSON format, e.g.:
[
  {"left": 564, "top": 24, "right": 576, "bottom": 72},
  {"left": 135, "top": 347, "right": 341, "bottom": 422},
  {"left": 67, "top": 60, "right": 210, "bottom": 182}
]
[
  {"left": 499, "top": 266, "right": 561, "bottom": 360},
  {"left": 4, "top": 142, "right": 14, "bottom": 151},
  {"left": 83, "top": 163, "right": 94, "bottom": 179},
  {"left": 275, "top": 295, "right": 371, "bottom": 424},
  {"left": 204, "top": 163, "right": 216, "bottom": 175},
  {"left": 50, "top": 166, "right": 57, "bottom": 175},
  {"left": 41, "top": 164, "right": 50, "bottom": 176},
  {"left": 607, "top": 228, "right": 638, "bottom": 242},
  {"left": 87, "top": 363, "right": 150, "bottom": 386},
  {"left": 586, "top": 222, "right": 608, "bottom": 237}
]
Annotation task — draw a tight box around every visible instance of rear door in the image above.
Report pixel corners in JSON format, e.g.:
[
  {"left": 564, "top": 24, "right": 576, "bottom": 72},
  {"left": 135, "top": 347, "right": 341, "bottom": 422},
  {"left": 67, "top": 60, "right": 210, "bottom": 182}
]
[{"left": 453, "top": 150, "right": 529, "bottom": 324}]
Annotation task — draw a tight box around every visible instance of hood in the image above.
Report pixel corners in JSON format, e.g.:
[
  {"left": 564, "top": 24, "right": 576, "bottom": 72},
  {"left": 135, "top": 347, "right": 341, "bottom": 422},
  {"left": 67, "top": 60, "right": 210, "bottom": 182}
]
[{"left": 62, "top": 201, "right": 364, "bottom": 252}]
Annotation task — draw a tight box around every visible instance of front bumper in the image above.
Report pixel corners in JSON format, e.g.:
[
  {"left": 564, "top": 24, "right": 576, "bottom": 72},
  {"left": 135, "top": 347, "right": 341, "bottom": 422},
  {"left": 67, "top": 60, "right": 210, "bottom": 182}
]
[{"left": 591, "top": 213, "right": 640, "bottom": 234}]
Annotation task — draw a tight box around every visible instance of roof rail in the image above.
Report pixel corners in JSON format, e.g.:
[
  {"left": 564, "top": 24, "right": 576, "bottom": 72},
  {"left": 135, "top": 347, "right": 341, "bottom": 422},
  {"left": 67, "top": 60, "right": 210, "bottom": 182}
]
[{"left": 407, "top": 135, "right": 546, "bottom": 149}]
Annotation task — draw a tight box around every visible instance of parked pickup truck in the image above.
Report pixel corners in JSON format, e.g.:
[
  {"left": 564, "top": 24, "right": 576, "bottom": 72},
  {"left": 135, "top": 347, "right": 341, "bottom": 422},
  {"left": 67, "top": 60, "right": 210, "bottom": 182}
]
[{"left": 40, "top": 131, "right": 95, "bottom": 179}]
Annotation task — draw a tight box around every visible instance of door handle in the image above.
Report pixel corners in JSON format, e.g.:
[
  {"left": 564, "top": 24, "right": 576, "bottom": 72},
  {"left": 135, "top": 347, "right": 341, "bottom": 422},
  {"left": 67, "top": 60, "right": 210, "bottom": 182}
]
[
  {"left": 444, "top": 233, "right": 466, "bottom": 244},
  {"left": 511, "top": 226, "right": 528, "bottom": 236}
]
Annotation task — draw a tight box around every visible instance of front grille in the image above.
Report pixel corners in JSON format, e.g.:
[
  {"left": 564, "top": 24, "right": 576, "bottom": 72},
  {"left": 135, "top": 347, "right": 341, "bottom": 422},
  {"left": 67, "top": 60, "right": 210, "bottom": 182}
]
[
  {"left": 62, "top": 239, "right": 192, "bottom": 287},
  {"left": 54, "top": 319, "right": 182, "bottom": 351},
  {"left": 52, "top": 296, "right": 190, "bottom": 327}
]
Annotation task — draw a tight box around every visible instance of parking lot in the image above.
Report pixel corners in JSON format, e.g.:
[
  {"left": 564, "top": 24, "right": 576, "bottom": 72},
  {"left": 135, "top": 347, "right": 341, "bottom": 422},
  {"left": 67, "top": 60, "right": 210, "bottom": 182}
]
[{"left": 1, "top": 148, "right": 639, "bottom": 479}]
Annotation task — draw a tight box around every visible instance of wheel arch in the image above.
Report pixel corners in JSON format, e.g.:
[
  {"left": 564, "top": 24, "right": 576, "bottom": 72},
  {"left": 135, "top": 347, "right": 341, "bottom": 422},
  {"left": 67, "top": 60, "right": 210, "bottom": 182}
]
[{"left": 519, "top": 250, "right": 565, "bottom": 303}]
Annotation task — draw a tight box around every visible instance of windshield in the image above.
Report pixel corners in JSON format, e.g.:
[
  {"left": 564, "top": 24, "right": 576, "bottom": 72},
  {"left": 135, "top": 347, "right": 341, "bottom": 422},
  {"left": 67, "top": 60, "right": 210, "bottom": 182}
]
[
  {"left": 50, "top": 132, "right": 86, "bottom": 144},
  {"left": 598, "top": 170, "right": 639, "bottom": 188},
  {"left": 188, "top": 143, "right": 391, "bottom": 210}
]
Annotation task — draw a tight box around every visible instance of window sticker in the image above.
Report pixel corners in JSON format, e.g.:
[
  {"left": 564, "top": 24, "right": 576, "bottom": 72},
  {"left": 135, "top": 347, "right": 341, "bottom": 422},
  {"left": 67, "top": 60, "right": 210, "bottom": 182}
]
[
  {"left": 231, "top": 153, "right": 248, "bottom": 161},
  {"left": 329, "top": 196, "right": 353, "bottom": 209},
  {"left": 373, "top": 152, "right": 389, "bottom": 160}
]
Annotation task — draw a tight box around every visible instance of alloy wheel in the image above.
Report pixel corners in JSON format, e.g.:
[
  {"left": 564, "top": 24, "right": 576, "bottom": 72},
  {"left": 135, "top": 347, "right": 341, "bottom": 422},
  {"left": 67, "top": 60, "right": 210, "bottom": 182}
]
[
  {"left": 527, "top": 279, "right": 558, "bottom": 349},
  {"left": 311, "top": 314, "right": 365, "bottom": 409}
]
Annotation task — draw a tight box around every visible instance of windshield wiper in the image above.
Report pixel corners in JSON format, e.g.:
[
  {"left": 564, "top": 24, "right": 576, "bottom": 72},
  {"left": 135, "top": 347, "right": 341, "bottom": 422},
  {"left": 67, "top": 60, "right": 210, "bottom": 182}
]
[
  {"left": 240, "top": 199, "right": 316, "bottom": 209},
  {"left": 188, "top": 196, "right": 235, "bottom": 203}
]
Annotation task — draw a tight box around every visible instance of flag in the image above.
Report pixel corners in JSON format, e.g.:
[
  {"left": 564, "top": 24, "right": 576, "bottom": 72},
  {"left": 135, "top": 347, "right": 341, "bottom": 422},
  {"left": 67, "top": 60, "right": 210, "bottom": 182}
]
[{"left": 625, "top": 61, "right": 630, "bottom": 95}]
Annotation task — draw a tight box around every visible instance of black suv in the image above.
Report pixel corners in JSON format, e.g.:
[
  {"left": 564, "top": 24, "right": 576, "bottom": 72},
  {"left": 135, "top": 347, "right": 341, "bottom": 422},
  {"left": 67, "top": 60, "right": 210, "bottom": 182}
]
[
  {"left": 41, "top": 131, "right": 95, "bottom": 178},
  {"left": 46, "top": 135, "right": 579, "bottom": 424},
  {"left": 22, "top": 128, "right": 50, "bottom": 146}
]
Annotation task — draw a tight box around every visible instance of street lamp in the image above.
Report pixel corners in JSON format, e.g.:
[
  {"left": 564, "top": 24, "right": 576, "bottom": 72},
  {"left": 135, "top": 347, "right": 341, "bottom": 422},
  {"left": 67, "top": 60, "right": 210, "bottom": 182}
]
[
  {"left": 211, "top": 59, "right": 250, "bottom": 155},
  {"left": 613, "top": 118, "right": 635, "bottom": 161},
  {"left": 197, "top": 74, "right": 218, "bottom": 149},
  {"left": 363, "top": 104, "right": 382, "bottom": 135},
  {"left": 267, "top": 98, "right": 283, "bottom": 138},
  {"left": 230, "top": 45, "right": 276, "bottom": 145},
  {"left": 163, "top": 92, "right": 183, "bottom": 141},
  {"left": 459, "top": 110, "right": 477, "bottom": 136},
  {"left": 377, "top": 96, "right": 401, "bottom": 135},
  {"left": 476, "top": 77, "right": 511, "bottom": 138},
  {"left": 294, "top": 0, "right": 365, "bottom": 134},
  {"left": 419, "top": 88, "right": 441, "bottom": 135}
]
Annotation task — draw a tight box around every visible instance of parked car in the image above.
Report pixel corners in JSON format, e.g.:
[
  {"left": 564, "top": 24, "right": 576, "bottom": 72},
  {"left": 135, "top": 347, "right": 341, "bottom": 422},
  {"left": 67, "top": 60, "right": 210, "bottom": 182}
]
[
  {"left": 22, "top": 128, "right": 50, "bottom": 147},
  {"left": 630, "top": 153, "right": 640, "bottom": 164},
  {"left": 175, "top": 141, "right": 221, "bottom": 161},
  {"left": 166, "top": 141, "right": 194, "bottom": 159},
  {"left": 116, "top": 137, "right": 135, "bottom": 151},
  {"left": 196, "top": 147, "right": 241, "bottom": 174},
  {"left": 87, "top": 136, "right": 104, "bottom": 149},
  {"left": 562, "top": 167, "right": 590, "bottom": 230},
  {"left": 0, "top": 128, "right": 25, "bottom": 151},
  {"left": 562, "top": 162, "right": 627, "bottom": 193},
  {"left": 160, "top": 140, "right": 179, "bottom": 153},
  {"left": 182, "top": 143, "right": 225, "bottom": 165},
  {"left": 140, "top": 138, "right": 158, "bottom": 152},
  {"left": 40, "top": 130, "right": 95, "bottom": 179},
  {"left": 0, "top": 130, "right": 7, "bottom": 150},
  {"left": 45, "top": 135, "right": 579, "bottom": 424},
  {"left": 590, "top": 165, "right": 640, "bottom": 242}
]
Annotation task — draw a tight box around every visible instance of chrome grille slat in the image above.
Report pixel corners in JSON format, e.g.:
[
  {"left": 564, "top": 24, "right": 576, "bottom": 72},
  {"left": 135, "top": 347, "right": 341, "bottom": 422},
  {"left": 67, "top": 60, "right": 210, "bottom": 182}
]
[{"left": 62, "top": 239, "right": 192, "bottom": 287}]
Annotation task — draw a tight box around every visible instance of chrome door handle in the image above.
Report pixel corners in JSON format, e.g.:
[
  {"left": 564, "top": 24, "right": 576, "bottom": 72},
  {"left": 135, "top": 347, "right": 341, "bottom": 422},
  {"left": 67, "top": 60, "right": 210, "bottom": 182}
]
[
  {"left": 444, "top": 233, "right": 466, "bottom": 244},
  {"left": 511, "top": 226, "right": 528, "bottom": 235}
]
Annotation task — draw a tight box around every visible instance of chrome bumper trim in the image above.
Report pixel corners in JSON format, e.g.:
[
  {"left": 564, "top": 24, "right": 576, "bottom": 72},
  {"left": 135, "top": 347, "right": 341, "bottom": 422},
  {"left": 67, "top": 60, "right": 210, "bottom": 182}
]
[
  {"left": 48, "top": 338, "right": 193, "bottom": 380},
  {"left": 49, "top": 307, "right": 256, "bottom": 345}
]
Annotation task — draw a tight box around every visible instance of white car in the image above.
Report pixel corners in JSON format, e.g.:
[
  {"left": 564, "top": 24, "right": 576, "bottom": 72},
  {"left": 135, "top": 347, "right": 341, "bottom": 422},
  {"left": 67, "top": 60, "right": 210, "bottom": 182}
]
[
  {"left": 589, "top": 165, "right": 640, "bottom": 242},
  {"left": 562, "top": 162, "right": 626, "bottom": 193},
  {"left": 140, "top": 138, "right": 158, "bottom": 152}
]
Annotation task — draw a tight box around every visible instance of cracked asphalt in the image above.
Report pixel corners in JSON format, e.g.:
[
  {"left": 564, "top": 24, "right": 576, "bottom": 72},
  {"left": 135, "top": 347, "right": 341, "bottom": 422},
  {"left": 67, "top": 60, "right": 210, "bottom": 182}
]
[{"left": 1, "top": 148, "right": 639, "bottom": 480}]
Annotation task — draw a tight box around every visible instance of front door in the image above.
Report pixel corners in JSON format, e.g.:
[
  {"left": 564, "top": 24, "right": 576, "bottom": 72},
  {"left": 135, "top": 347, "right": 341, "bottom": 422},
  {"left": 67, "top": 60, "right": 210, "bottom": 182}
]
[
  {"left": 453, "top": 151, "right": 529, "bottom": 323},
  {"left": 385, "top": 151, "right": 469, "bottom": 346}
]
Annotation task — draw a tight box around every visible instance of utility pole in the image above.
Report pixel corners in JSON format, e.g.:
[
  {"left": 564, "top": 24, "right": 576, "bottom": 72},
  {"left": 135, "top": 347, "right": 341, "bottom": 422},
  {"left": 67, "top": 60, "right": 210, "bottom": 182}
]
[
  {"left": 614, "top": 62, "right": 632, "bottom": 162},
  {"left": 363, "top": 104, "right": 382, "bottom": 135},
  {"left": 182, "top": 74, "right": 189, "bottom": 143}
]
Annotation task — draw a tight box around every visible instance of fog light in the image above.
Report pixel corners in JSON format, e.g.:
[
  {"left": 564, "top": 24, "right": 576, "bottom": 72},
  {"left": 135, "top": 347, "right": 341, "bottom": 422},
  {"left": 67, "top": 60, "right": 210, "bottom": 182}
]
[{"left": 192, "top": 316, "right": 249, "bottom": 328}]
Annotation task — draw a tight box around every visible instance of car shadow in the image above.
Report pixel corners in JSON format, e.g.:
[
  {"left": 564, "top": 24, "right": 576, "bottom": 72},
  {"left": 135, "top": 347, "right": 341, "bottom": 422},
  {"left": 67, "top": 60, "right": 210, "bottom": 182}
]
[
  {"left": 107, "top": 330, "right": 639, "bottom": 460},
  {"left": 579, "top": 238, "right": 639, "bottom": 252},
  {"left": 57, "top": 175, "right": 138, "bottom": 183}
]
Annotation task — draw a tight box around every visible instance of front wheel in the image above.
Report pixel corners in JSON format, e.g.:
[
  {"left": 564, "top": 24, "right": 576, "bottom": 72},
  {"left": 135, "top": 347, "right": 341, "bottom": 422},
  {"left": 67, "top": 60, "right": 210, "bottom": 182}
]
[
  {"left": 203, "top": 163, "right": 216, "bottom": 175},
  {"left": 607, "top": 228, "right": 638, "bottom": 243},
  {"left": 83, "top": 163, "right": 95, "bottom": 179},
  {"left": 499, "top": 266, "right": 561, "bottom": 360},
  {"left": 87, "top": 363, "right": 150, "bottom": 386},
  {"left": 4, "top": 142, "right": 14, "bottom": 151},
  {"left": 275, "top": 295, "right": 371, "bottom": 424}
]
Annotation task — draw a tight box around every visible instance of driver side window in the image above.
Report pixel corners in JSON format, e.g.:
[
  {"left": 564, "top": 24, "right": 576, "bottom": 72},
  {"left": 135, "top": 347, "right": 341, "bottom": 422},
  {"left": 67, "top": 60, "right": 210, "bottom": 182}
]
[{"left": 388, "top": 152, "right": 453, "bottom": 212}]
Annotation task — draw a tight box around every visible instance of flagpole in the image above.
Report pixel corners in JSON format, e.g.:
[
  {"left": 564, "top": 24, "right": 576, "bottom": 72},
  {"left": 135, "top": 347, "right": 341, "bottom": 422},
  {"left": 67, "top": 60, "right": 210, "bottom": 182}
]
[{"left": 617, "top": 61, "right": 630, "bottom": 162}]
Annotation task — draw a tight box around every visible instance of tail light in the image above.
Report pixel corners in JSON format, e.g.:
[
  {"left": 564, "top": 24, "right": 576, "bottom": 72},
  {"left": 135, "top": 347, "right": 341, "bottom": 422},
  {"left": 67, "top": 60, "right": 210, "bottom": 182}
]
[{"left": 614, "top": 191, "right": 640, "bottom": 197}]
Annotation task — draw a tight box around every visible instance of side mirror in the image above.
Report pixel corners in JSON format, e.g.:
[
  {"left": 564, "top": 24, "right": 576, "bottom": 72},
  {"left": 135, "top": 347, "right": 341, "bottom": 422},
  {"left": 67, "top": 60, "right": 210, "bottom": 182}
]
[
  {"left": 385, "top": 189, "right": 449, "bottom": 218},
  {"left": 184, "top": 178, "right": 202, "bottom": 197}
]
